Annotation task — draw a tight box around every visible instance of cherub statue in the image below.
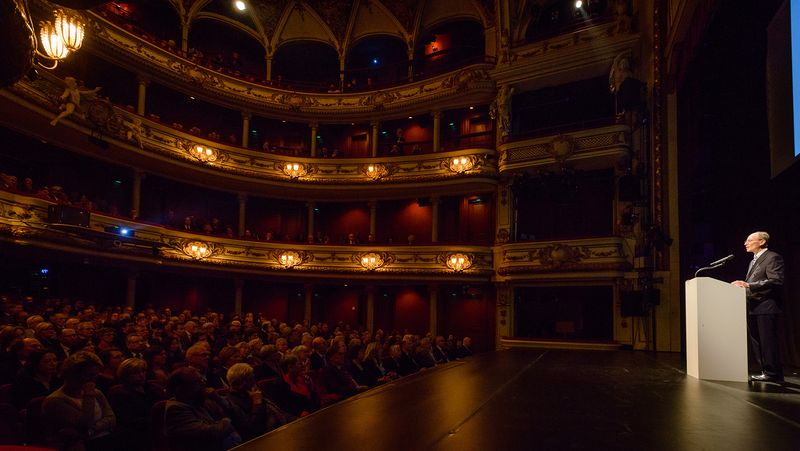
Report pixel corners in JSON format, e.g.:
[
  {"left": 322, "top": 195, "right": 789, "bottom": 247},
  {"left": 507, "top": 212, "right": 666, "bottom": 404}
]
[
  {"left": 50, "top": 77, "right": 102, "bottom": 126},
  {"left": 122, "top": 116, "right": 145, "bottom": 149},
  {"left": 490, "top": 85, "right": 515, "bottom": 142}
]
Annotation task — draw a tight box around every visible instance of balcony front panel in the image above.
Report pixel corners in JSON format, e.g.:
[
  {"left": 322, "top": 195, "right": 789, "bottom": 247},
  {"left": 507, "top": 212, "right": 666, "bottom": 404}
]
[
  {"left": 498, "top": 125, "right": 630, "bottom": 172},
  {"left": 1, "top": 78, "right": 498, "bottom": 200},
  {"left": 85, "top": 14, "right": 496, "bottom": 122},
  {"left": 0, "top": 191, "right": 493, "bottom": 281},
  {"left": 495, "top": 237, "right": 633, "bottom": 281}
]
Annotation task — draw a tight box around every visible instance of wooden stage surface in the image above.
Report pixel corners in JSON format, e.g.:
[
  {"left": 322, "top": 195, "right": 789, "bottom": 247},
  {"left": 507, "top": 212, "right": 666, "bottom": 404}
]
[{"left": 235, "top": 348, "right": 800, "bottom": 451}]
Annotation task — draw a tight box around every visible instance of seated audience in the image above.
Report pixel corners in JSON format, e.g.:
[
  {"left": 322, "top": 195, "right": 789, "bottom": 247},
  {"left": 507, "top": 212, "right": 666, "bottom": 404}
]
[
  {"left": 108, "top": 358, "right": 166, "bottom": 451},
  {"left": 11, "top": 350, "right": 61, "bottom": 409},
  {"left": 272, "top": 354, "right": 318, "bottom": 417}
]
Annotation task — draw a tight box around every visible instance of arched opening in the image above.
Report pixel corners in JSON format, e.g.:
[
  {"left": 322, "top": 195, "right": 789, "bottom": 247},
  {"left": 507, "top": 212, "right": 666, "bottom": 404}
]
[
  {"left": 188, "top": 19, "right": 266, "bottom": 81},
  {"left": 414, "top": 20, "right": 485, "bottom": 79},
  {"left": 271, "top": 41, "right": 340, "bottom": 91},
  {"left": 345, "top": 36, "right": 408, "bottom": 90}
]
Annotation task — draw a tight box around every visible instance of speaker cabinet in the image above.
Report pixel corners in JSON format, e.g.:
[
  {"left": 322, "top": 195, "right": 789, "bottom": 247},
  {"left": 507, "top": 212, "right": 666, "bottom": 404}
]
[{"left": 47, "top": 205, "right": 90, "bottom": 227}]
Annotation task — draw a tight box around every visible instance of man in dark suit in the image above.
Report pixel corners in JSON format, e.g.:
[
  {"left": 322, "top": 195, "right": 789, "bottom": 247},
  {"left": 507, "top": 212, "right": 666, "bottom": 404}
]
[{"left": 732, "top": 231, "right": 784, "bottom": 382}]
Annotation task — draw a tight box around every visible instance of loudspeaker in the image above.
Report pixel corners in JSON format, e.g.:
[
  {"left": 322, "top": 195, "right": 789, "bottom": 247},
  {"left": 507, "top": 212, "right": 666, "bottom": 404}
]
[
  {"left": 620, "top": 291, "right": 645, "bottom": 317},
  {"left": 618, "top": 174, "right": 642, "bottom": 201},
  {"left": 47, "top": 205, "right": 90, "bottom": 227}
]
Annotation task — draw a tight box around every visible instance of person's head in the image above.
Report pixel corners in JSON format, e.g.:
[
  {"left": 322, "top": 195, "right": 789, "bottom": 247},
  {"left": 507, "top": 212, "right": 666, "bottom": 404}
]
[
  {"left": 185, "top": 344, "right": 211, "bottom": 371},
  {"left": 364, "top": 341, "right": 381, "bottom": 361},
  {"left": 146, "top": 345, "right": 167, "bottom": 367},
  {"left": 280, "top": 354, "right": 303, "bottom": 379},
  {"left": 312, "top": 336, "right": 328, "bottom": 354},
  {"left": 463, "top": 337, "right": 472, "bottom": 348},
  {"left": 275, "top": 337, "right": 288, "bottom": 353},
  {"left": 435, "top": 335, "right": 446, "bottom": 348},
  {"left": 418, "top": 337, "right": 431, "bottom": 350},
  {"left": 76, "top": 321, "right": 95, "bottom": 339},
  {"left": 346, "top": 344, "right": 364, "bottom": 362},
  {"left": 99, "top": 347, "right": 125, "bottom": 372},
  {"left": 25, "top": 350, "right": 59, "bottom": 378},
  {"left": 167, "top": 367, "right": 206, "bottom": 405},
  {"left": 61, "top": 351, "right": 102, "bottom": 389},
  {"left": 291, "top": 345, "right": 309, "bottom": 362},
  {"left": 389, "top": 344, "right": 401, "bottom": 359},
  {"left": 26, "top": 315, "right": 44, "bottom": 330},
  {"left": 218, "top": 346, "right": 242, "bottom": 369},
  {"left": 745, "top": 231, "right": 770, "bottom": 254},
  {"left": 126, "top": 333, "right": 146, "bottom": 352},
  {"left": 60, "top": 328, "right": 79, "bottom": 347},
  {"left": 117, "top": 358, "right": 148, "bottom": 387},
  {"left": 20, "top": 338, "right": 43, "bottom": 357},
  {"left": 326, "top": 347, "right": 345, "bottom": 366},
  {"left": 34, "top": 322, "right": 57, "bottom": 341},
  {"left": 226, "top": 363, "right": 255, "bottom": 392}
]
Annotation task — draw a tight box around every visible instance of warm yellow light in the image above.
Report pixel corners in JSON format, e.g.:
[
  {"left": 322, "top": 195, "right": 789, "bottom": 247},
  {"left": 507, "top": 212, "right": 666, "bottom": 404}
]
[
  {"left": 234, "top": 0, "right": 246, "bottom": 11},
  {"left": 54, "top": 9, "right": 85, "bottom": 52},
  {"left": 39, "top": 21, "right": 70, "bottom": 60}
]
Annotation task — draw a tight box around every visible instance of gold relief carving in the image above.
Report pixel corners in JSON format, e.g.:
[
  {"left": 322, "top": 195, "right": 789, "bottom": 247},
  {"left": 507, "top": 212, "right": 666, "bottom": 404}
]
[
  {"left": 496, "top": 228, "right": 510, "bottom": 244},
  {"left": 536, "top": 243, "right": 590, "bottom": 267},
  {"left": 549, "top": 134, "right": 575, "bottom": 162}
]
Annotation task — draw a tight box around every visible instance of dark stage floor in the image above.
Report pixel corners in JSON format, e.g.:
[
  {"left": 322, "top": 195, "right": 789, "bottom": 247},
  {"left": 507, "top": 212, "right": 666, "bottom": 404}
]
[{"left": 235, "top": 349, "right": 800, "bottom": 451}]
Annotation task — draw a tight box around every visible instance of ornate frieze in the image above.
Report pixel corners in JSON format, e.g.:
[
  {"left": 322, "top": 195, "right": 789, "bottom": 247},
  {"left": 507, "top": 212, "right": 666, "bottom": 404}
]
[{"left": 495, "top": 237, "right": 633, "bottom": 278}]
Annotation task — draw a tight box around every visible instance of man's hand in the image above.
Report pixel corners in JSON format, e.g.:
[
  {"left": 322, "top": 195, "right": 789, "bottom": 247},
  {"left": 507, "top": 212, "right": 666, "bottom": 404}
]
[{"left": 731, "top": 280, "right": 750, "bottom": 288}]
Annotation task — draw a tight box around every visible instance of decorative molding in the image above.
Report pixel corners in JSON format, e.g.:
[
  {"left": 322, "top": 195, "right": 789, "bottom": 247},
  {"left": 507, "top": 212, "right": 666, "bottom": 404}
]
[{"left": 496, "top": 237, "right": 633, "bottom": 278}]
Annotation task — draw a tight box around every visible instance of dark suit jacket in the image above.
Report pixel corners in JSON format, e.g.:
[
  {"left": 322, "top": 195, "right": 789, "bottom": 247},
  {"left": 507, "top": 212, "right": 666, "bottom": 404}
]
[{"left": 745, "top": 249, "right": 784, "bottom": 315}]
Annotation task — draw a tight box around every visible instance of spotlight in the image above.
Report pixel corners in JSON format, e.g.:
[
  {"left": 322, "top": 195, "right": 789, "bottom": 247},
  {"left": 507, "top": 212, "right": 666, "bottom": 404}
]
[
  {"left": 234, "top": 0, "right": 246, "bottom": 11},
  {"left": 575, "top": 0, "right": 583, "bottom": 8},
  {"left": 372, "top": 58, "right": 379, "bottom": 65},
  {"left": 120, "top": 228, "right": 130, "bottom": 236},
  {"left": 40, "top": 268, "right": 49, "bottom": 275}
]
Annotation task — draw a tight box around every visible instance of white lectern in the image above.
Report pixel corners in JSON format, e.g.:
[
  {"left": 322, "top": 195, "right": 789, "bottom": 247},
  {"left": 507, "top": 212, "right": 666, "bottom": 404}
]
[{"left": 685, "top": 277, "right": 748, "bottom": 382}]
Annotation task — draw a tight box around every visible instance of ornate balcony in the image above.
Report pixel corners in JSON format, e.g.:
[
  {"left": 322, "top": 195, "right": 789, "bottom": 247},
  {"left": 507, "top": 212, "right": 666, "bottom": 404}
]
[
  {"left": 498, "top": 125, "right": 630, "bottom": 172},
  {"left": 0, "top": 191, "right": 494, "bottom": 281},
  {"left": 495, "top": 237, "right": 634, "bottom": 281},
  {"left": 1, "top": 76, "right": 499, "bottom": 200},
  {"left": 84, "top": 13, "right": 496, "bottom": 122}
]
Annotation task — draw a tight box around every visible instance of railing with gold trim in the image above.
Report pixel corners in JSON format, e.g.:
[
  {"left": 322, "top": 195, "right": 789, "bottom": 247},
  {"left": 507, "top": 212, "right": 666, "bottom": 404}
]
[
  {"left": 85, "top": 13, "right": 496, "bottom": 121},
  {"left": 4, "top": 76, "right": 498, "bottom": 189},
  {"left": 498, "top": 125, "right": 630, "bottom": 172},
  {"left": 495, "top": 237, "right": 633, "bottom": 279},
  {"left": 0, "top": 191, "right": 494, "bottom": 279}
]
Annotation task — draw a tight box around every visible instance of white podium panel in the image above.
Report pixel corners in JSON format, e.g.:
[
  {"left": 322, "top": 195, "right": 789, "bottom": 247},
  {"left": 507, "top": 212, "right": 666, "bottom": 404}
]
[{"left": 685, "top": 277, "right": 748, "bottom": 382}]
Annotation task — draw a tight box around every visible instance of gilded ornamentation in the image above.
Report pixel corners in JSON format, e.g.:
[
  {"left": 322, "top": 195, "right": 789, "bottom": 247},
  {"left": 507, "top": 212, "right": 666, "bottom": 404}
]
[
  {"left": 536, "top": 243, "right": 590, "bottom": 267},
  {"left": 549, "top": 134, "right": 575, "bottom": 162},
  {"left": 496, "top": 228, "right": 510, "bottom": 244}
]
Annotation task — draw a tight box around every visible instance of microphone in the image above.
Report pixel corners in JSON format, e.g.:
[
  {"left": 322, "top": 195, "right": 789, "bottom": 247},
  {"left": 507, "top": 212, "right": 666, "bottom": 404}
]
[{"left": 708, "top": 254, "right": 734, "bottom": 266}]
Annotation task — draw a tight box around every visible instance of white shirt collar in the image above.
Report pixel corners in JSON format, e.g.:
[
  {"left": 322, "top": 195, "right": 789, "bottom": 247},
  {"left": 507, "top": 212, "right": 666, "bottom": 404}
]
[{"left": 753, "top": 249, "right": 767, "bottom": 260}]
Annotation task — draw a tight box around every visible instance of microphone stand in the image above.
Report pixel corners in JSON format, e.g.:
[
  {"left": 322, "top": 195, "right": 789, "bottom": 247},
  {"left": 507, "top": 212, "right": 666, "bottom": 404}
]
[{"left": 694, "top": 263, "right": 725, "bottom": 278}]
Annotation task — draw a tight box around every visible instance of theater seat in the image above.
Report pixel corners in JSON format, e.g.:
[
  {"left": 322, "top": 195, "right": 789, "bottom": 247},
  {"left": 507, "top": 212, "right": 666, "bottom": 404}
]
[{"left": 150, "top": 399, "right": 169, "bottom": 451}]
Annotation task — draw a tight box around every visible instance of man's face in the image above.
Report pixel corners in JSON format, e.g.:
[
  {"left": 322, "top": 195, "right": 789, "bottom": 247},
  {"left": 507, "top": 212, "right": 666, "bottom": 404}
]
[
  {"left": 61, "top": 329, "right": 78, "bottom": 346},
  {"left": 744, "top": 233, "right": 765, "bottom": 254},
  {"left": 127, "top": 334, "right": 145, "bottom": 352},
  {"left": 77, "top": 322, "right": 95, "bottom": 338}
]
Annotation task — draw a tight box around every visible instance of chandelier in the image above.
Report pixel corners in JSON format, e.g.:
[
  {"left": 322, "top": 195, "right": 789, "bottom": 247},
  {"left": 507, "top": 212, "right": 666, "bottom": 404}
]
[
  {"left": 359, "top": 252, "right": 384, "bottom": 270},
  {"left": 31, "top": 8, "right": 86, "bottom": 69},
  {"left": 445, "top": 253, "right": 473, "bottom": 272},
  {"left": 190, "top": 144, "right": 218, "bottom": 162},
  {"left": 183, "top": 241, "right": 213, "bottom": 260},
  {"left": 282, "top": 162, "right": 307, "bottom": 179},
  {"left": 449, "top": 156, "right": 475, "bottom": 174}
]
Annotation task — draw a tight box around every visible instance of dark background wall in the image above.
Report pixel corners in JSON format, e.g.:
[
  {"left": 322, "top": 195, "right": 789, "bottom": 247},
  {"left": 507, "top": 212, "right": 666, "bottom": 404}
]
[{"left": 678, "top": 0, "right": 800, "bottom": 365}]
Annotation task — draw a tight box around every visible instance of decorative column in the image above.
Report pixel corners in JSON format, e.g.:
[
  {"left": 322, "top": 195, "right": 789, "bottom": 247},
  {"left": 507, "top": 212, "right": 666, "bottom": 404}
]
[
  {"left": 407, "top": 45, "right": 414, "bottom": 81},
  {"left": 180, "top": 23, "right": 189, "bottom": 53},
  {"left": 368, "top": 200, "right": 378, "bottom": 237},
  {"left": 495, "top": 177, "right": 514, "bottom": 244},
  {"left": 304, "top": 284, "right": 313, "bottom": 324},
  {"left": 366, "top": 285, "right": 375, "bottom": 332},
  {"left": 431, "top": 110, "right": 441, "bottom": 152},
  {"left": 130, "top": 170, "right": 143, "bottom": 219},
  {"left": 241, "top": 112, "right": 251, "bottom": 148},
  {"left": 136, "top": 75, "right": 148, "bottom": 116},
  {"left": 266, "top": 55, "right": 273, "bottom": 81},
  {"left": 309, "top": 122, "right": 318, "bottom": 157},
  {"left": 237, "top": 193, "right": 247, "bottom": 237},
  {"left": 306, "top": 201, "right": 316, "bottom": 239},
  {"left": 430, "top": 196, "right": 440, "bottom": 243},
  {"left": 370, "top": 121, "right": 380, "bottom": 157},
  {"left": 125, "top": 270, "right": 137, "bottom": 309},
  {"left": 234, "top": 278, "right": 244, "bottom": 316},
  {"left": 428, "top": 285, "right": 438, "bottom": 337},
  {"left": 496, "top": 283, "right": 514, "bottom": 348},
  {"left": 339, "top": 53, "right": 346, "bottom": 89}
]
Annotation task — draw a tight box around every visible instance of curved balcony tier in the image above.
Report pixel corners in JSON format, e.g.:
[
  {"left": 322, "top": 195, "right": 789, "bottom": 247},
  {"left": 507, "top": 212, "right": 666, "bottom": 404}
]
[
  {"left": 1, "top": 78, "right": 498, "bottom": 201},
  {"left": 85, "top": 13, "right": 496, "bottom": 122},
  {"left": 0, "top": 191, "right": 493, "bottom": 282}
]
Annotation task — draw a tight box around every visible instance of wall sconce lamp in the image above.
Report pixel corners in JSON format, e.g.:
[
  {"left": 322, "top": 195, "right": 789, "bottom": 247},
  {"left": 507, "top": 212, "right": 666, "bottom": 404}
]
[
  {"left": 445, "top": 253, "right": 473, "bottom": 272},
  {"left": 282, "top": 162, "right": 307, "bottom": 179},
  {"left": 449, "top": 156, "right": 475, "bottom": 173}
]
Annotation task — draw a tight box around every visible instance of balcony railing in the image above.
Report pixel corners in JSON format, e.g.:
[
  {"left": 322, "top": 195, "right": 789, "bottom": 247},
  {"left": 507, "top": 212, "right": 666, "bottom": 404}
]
[{"left": 495, "top": 237, "right": 633, "bottom": 279}]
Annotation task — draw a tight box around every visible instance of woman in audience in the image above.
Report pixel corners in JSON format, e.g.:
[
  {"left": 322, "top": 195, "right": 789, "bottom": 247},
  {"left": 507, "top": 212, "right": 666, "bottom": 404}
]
[
  {"left": 346, "top": 343, "right": 377, "bottom": 388},
  {"left": 253, "top": 344, "right": 281, "bottom": 381},
  {"left": 271, "top": 354, "right": 318, "bottom": 417},
  {"left": 108, "top": 358, "right": 165, "bottom": 451},
  {"left": 41, "top": 351, "right": 116, "bottom": 451},
  {"left": 144, "top": 345, "right": 169, "bottom": 386},
  {"left": 223, "top": 363, "right": 269, "bottom": 441},
  {"left": 95, "top": 347, "right": 124, "bottom": 394},
  {"left": 12, "top": 350, "right": 61, "bottom": 409},
  {"left": 364, "top": 341, "right": 395, "bottom": 383}
]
